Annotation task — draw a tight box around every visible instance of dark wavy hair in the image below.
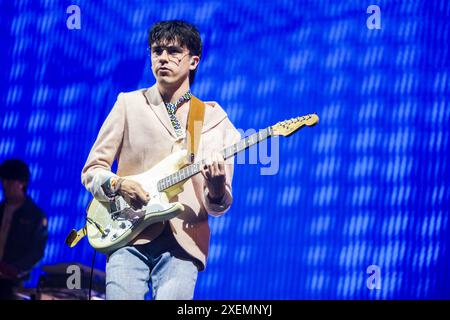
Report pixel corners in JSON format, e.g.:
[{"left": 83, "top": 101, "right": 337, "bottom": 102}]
[{"left": 148, "top": 20, "right": 202, "bottom": 85}]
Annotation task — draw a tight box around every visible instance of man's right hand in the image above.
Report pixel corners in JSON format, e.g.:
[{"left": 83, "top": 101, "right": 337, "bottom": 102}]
[{"left": 117, "top": 179, "right": 150, "bottom": 210}]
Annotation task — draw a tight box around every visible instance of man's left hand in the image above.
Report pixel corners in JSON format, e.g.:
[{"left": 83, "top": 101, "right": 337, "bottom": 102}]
[{"left": 200, "top": 152, "right": 226, "bottom": 202}]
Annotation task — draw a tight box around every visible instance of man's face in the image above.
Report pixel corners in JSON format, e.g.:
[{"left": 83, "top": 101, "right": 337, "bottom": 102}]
[
  {"left": 150, "top": 40, "right": 199, "bottom": 87},
  {"left": 1, "top": 179, "right": 25, "bottom": 201}
]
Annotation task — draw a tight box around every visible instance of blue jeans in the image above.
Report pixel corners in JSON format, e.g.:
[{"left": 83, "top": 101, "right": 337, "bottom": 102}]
[{"left": 105, "top": 224, "right": 199, "bottom": 300}]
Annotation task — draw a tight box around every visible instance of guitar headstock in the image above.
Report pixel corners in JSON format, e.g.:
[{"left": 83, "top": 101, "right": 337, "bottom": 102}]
[{"left": 271, "top": 113, "right": 319, "bottom": 137}]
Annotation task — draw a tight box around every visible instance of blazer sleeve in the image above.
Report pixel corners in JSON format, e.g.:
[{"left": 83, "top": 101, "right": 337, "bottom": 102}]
[
  {"left": 203, "top": 116, "right": 241, "bottom": 217},
  {"left": 81, "top": 93, "right": 126, "bottom": 201}
]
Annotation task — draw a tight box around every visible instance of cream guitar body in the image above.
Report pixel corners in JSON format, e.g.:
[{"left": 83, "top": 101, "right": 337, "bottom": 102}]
[{"left": 86, "top": 150, "right": 188, "bottom": 253}]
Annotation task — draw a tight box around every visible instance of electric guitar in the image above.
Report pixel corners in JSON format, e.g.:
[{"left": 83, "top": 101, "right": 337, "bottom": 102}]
[{"left": 84, "top": 113, "right": 319, "bottom": 253}]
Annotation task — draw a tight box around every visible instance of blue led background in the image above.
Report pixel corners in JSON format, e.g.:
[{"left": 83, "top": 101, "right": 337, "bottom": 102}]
[{"left": 0, "top": 0, "right": 449, "bottom": 299}]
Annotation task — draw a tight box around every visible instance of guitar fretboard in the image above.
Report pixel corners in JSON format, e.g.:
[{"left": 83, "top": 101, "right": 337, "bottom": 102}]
[{"left": 157, "top": 127, "right": 272, "bottom": 192}]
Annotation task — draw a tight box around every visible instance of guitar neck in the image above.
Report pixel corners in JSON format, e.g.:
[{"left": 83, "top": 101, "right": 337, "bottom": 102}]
[{"left": 157, "top": 127, "right": 273, "bottom": 192}]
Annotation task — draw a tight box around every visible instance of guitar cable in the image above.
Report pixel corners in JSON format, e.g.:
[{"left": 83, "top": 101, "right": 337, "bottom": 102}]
[{"left": 88, "top": 249, "right": 96, "bottom": 300}]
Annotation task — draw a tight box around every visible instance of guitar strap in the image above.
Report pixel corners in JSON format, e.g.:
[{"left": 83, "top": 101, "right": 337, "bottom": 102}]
[
  {"left": 187, "top": 95, "right": 206, "bottom": 163},
  {"left": 66, "top": 95, "right": 207, "bottom": 248}
]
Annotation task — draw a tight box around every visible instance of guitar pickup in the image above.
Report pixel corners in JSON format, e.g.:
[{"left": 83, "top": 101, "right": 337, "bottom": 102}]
[{"left": 109, "top": 197, "right": 121, "bottom": 213}]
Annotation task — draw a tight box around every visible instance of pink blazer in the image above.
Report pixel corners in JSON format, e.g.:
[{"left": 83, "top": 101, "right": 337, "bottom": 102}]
[{"left": 81, "top": 84, "right": 241, "bottom": 271}]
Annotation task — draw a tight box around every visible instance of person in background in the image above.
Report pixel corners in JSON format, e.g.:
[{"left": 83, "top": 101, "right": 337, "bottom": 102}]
[{"left": 0, "top": 159, "right": 48, "bottom": 299}]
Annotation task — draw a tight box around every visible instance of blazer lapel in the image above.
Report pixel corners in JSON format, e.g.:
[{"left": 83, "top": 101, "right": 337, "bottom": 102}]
[
  {"left": 144, "top": 84, "right": 177, "bottom": 138},
  {"left": 201, "top": 101, "right": 227, "bottom": 133}
]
